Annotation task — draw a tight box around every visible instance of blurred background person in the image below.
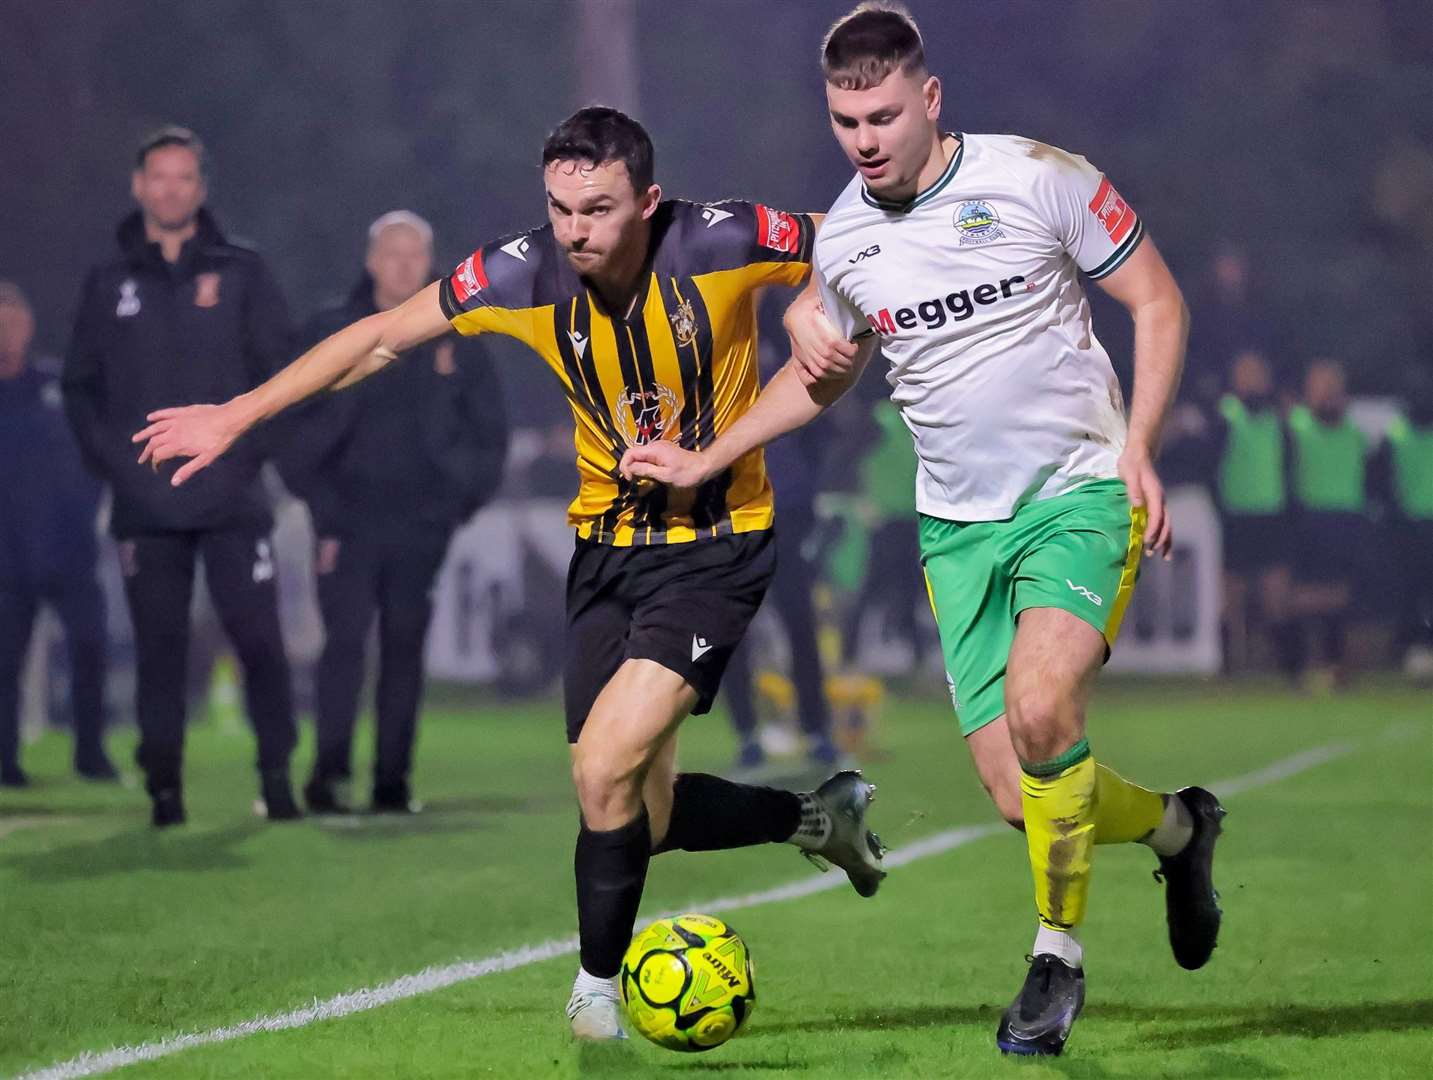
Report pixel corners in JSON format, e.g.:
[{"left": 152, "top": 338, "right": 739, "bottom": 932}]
[
  {"left": 1286, "top": 357, "right": 1370, "bottom": 690},
  {"left": 281, "top": 211, "right": 508, "bottom": 814},
  {"left": 1372, "top": 358, "right": 1433, "bottom": 682},
  {"left": 722, "top": 289, "right": 839, "bottom": 777},
  {"left": 0, "top": 281, "right": 115, "bottom": 787},
  {"left": 839, "top": 396, "right": 925, "bottom": 674},
  {"left": 1213, "top": 349, "right": 1297, "bottom": 675},
  {"left": 62, "top": 127, "right": 300, "bottom": 825}
]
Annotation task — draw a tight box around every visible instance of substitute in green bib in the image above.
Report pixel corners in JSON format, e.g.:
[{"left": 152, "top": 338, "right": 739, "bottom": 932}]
[
  {"left": 1287, "top": 358, "right": 1370, "bottom": 687},
  {"left": 1372, "top": 363, "right": 1433, "bottom": 680},
  {"left": 1214, "top": 350, "right": 1297, "bottom": 675}
]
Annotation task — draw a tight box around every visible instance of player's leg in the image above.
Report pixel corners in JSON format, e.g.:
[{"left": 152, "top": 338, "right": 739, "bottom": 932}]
[
  {"left": 564, "top": 653, "right": 700, "bottom": 1040},
  {"left": 995, "top": 483, "right": 1225, "bottom": 1055},
  {"left": 967, "top": 712, "right": 1188, "bottom": 847},
  {"left": 629, "top": 531, "right": 882, "bottom": 891}
]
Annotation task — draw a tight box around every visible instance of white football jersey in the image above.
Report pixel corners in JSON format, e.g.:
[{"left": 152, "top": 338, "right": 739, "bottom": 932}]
[{"left": 815, "top": 132, "right": 1145, "bottom": 522}]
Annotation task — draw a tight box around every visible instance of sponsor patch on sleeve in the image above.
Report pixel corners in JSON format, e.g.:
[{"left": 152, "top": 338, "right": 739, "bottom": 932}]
[
  {"left": 754, "top": 205, "right": 802, "bottom": 255},
  {"left": 449, "top": 250, "right": 489, "bottom": 305},
  {"left": 1088, "top": 177, "right": 1137, "bottom": 245}
]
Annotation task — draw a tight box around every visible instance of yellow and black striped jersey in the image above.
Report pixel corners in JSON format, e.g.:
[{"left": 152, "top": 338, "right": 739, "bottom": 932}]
[{"left": 439, "top": 200, "right": 815, "bottom": 546}]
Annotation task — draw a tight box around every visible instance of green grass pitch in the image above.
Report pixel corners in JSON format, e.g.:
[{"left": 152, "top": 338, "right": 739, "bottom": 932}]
[{"left": 2, "top": 678, "right": 1429, "bottom": 1078}]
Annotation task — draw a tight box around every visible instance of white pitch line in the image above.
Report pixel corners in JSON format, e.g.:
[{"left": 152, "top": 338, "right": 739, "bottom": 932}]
[{"left": 13, "top": 736, "right": 1367, "bottom": 1080}]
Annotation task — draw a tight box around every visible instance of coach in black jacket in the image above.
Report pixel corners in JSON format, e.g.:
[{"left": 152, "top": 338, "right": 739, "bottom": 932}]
[
  {"left": 283, "top": 211, "right": 507, "bottom": 814},
  {"left": 63, "top": 127, "right": 300, "bottom": 826}
]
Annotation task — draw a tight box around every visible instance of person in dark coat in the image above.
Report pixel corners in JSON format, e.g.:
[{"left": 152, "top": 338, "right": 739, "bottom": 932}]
[
  {"left": 62, "top": 127, "right": 300, "bottom": 826},
  {"left": 282, "top": 211, "right": 509, "bottom": 814},
  {"left": 0, "top": 282, "right": 115, "bottom": 786}
]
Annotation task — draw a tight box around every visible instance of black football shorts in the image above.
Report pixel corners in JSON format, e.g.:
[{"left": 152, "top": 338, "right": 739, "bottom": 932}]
[{"left": 562, "top": 529, "right": 775, "bottom": 742}]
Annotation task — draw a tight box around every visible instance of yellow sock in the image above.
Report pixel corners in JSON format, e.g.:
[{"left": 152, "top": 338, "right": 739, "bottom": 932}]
[
  {"left": 1019, "top": 741, "right": 1096, "bottom": 931},
  {"left": 1092, "top": 763, "right": 1165, "bottom": 845}
]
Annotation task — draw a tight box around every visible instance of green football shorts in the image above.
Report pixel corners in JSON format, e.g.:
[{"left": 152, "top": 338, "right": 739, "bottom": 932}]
[{"left": 919, "top": 478, "right": 1146, "bottom": 737}]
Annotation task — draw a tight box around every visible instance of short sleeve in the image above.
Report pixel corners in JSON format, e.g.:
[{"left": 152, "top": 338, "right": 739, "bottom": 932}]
[
  {"left": 437, "top": 233, "right": 543, "bottom": 342},
  {"left": 686, "top": 201, "right": 816, "bottom": 287},
  {"left": 815, "top": 264, "right": 868, "bottom": 342},
  {"left": 1032, "top": 148, "right": 1146, "bottom": 281}
]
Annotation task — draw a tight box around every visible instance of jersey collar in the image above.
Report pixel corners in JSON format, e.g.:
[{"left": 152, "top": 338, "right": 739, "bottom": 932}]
[{"left": 860, "top": 133, "right": 964, "bottom": 213}]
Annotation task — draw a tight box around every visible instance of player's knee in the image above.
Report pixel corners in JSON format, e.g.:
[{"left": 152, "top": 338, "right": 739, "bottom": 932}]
[
  {"left": 571, "top": 748, "right": 643, "bottom": 826},
  {"left": 1004, "top": 687, "right": 1056, "bottom": 741}
]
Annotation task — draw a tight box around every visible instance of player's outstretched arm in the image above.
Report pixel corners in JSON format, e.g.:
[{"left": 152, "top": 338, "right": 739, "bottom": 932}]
[
  {"left": 621, "top": 339, "right": 875, "bottom": 489},
  {"left": 1095, "top": 236, "right": 1189, "bottom": 560},
  {"left": 132, "top": 280, "right": 451, "bottom": 486}
]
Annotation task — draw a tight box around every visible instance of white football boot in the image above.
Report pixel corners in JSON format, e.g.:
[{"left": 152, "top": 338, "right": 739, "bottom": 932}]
[{"left": 566, "top": 971, "right": 627, "bottom": 1040}]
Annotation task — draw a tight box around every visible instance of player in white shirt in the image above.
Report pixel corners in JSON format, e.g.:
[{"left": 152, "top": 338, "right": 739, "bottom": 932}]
[{"left": 622, "top": 1, "right": 1226, "bottom": 1058}]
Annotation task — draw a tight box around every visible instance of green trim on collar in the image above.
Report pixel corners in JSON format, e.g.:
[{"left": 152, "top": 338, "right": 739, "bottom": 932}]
[{"left": 861, "top": 133, "right": 965, "bottom": 213}]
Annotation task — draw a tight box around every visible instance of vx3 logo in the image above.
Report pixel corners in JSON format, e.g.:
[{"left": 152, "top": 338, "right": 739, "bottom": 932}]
[
  {"left": 848, "top": 244, "right": 881, "bottom": 264},
  {"left": 1066, "top": 579, "right": 1103, "bottom": 607}
]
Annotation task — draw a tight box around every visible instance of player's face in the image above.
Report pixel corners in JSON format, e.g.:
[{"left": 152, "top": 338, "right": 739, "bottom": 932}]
[
  {"left": 131, "top": 146, "right": 206, "bottom": 232},
  {"left": 544, "top": 159, "right": 660, "bottom": 280},
  {"left": 826, "top": 70, "right": 941, "bottom": 199},
  {"left": 366, "top": 224, "right": 432, "bottom": 307}
]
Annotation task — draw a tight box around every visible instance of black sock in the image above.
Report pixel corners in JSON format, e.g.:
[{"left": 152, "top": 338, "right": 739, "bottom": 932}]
[
  {"left": 574, "top": 809, "right": 651, "bottom": 979},
  {"left": 653, "top": 772, "right": 802, "bottom": 855}
]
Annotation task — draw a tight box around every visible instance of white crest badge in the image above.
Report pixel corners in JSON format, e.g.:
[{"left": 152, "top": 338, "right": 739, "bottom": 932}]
[{"left": 116, "top": 279, "right": 141, "bottom": 318}]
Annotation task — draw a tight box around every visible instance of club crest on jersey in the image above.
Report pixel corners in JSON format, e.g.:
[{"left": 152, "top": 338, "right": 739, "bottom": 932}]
[
  {"left": 953, "top": 201, "right": 1002, "bottom": 245},
  {"left": 116, "top": 279, "right": 141, "bottom": 318},
  {"left": 669, "top": 298, "right": 698, "bottom": 346},
  {"left": 194, "top": 272, "right": 221, "bottom": 308},
  {"left": 616, "top": 383, "right": 681, "bottom": 446}
]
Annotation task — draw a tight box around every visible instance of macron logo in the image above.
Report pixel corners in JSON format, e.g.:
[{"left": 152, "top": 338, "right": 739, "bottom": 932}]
[
  {"left": 691, "top": 635, "right": 714, "bottom": 662},
  {"left": 500, "top": 236, "right": 531, "bottom": 262},
  {"left": 700, "top": 207, "right": 734, "bottom": 229},
  {"left": 1066, "top": 580, "right": 1103, "bottom": 607},
  {"left": 568, "top": 330, "right": 589, "bottom": 359}
]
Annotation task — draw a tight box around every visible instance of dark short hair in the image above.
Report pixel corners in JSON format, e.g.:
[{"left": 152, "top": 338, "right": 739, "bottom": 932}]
[
  {"left": 136, "top": 125, "right": 206, "bottom": 172},
  {"left": 541, "top": 107, "right": 654, "bottom": 192},
  {"left": 822, "top": 2, "right": 927, "bottom": 91}
]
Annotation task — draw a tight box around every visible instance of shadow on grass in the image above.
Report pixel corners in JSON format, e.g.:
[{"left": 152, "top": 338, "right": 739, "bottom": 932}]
[
  {"left": 309, "top": 792, "right": 571, "bottom": 842},
  {"left": 576, "top": 1041, "right": 806, "bottom": 1076},
  {"left": 0, "top": 820, "right": 262, "bottom": 881},
  {"left": 751, "top": 998, "right": 1433, "bottom": 1049}
]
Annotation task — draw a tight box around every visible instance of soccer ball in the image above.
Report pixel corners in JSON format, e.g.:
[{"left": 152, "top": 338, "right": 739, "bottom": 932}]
[{"left": 619, "top": 913, "right": 755, "bottom": 1052}]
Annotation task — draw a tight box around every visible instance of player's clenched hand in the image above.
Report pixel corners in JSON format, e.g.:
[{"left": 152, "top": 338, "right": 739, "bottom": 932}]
[
  {"left": 1118, "top": 446, "right": 1173, "bottom": 559},
  {"left": 132, "top": 401, "right": 243, "bottom": 486},
  {"left": 784, "top": 288, "right": 856, "bottom": 385},
  {"left": 619, "top": 441, "right": 713, "bottom": 490}
]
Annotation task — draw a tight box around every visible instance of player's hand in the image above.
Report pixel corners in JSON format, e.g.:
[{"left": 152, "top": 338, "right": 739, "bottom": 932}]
[
  {"left": 132, "top": 401, "right": 243, "bottom": 486},
  {"left": 784, "top": 289, "right": 857, "bottom": 385},
  {"left": 619, "top": 441, "right": 713, "bottom": 490},
  {"left": 1118, "top": 446, "right": 1173, "bottom": 559}
]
